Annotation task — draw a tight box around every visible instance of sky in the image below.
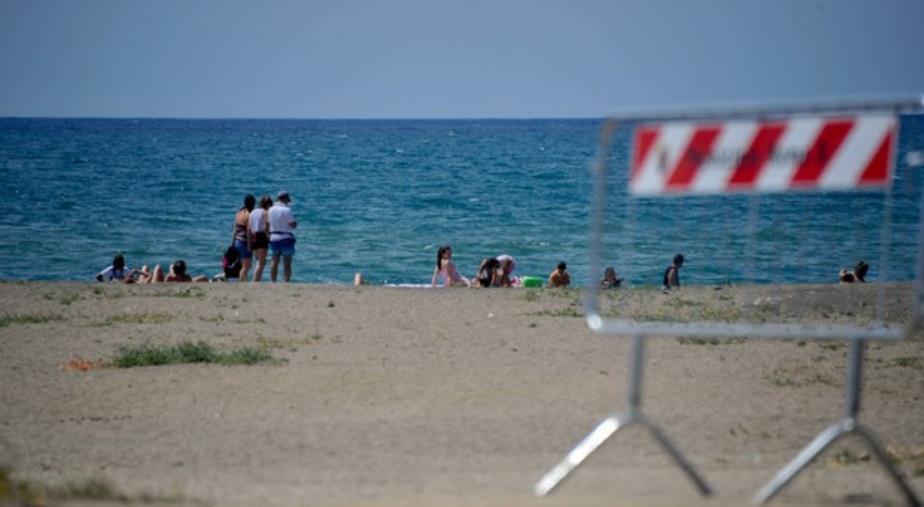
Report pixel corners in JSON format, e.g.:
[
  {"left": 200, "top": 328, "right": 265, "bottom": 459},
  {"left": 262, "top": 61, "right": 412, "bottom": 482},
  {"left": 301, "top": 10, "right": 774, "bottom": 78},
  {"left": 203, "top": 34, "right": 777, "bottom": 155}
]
[{"left": 1, "top": 0, "right": 923, "bottom": 119}]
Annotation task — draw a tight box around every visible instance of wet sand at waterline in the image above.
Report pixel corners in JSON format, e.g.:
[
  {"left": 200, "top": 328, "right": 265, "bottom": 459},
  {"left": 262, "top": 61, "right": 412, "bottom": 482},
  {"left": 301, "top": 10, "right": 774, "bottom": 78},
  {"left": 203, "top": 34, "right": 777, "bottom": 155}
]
[{"left": 1, "top": 281, "right": 922, "bottom": 506}]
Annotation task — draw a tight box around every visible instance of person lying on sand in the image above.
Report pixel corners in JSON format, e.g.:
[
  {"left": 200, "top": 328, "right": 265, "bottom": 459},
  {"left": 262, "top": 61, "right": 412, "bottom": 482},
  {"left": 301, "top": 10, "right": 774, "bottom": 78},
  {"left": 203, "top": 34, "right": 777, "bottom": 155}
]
[
  {"left": 839, "top": 260, "right": 869, "bottom": 284},
  {"left": 137, "top": 260, "right": 208, "bottom": 283}
]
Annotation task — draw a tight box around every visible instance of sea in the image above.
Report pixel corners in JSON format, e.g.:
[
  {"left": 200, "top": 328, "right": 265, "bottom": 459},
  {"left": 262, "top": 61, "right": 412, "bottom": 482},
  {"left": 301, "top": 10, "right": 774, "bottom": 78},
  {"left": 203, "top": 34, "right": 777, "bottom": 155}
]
[{"left": 1, "top": 116, "right": 923, "bottom": 286}]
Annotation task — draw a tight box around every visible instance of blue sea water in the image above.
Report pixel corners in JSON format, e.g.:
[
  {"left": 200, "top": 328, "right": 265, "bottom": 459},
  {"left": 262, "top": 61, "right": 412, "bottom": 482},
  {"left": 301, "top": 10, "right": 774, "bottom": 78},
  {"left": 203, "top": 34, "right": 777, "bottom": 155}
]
[{"left": 1, "top": 117, "right": 922, "bottom": 286}]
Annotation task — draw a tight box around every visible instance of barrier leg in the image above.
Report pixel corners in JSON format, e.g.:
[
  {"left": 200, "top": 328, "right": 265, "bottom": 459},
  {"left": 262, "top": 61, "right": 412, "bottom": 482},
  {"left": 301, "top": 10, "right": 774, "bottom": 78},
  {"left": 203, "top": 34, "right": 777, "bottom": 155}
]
[
  {"left": 755, "top": 340, "right": 922, "bottom": 506},
  {"left": 752, "top": 419, "right": 852, "bottom": 504},
  {"left": 533, "top": 411, "right": 638, "bottom": 496},
  {"left": 639, "top": 413, "right": 713, "bottom": 495},
  {"left": 534, "top": 335, "right": 712, "bottom": 497},
  {"left": 854, "top": 426, "right": 922, "bottom": 507}
]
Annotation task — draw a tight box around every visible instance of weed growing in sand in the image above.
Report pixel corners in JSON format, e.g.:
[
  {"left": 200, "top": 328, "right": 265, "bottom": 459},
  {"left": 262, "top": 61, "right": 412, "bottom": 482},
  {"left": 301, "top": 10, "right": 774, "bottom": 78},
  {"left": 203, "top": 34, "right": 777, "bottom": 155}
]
[
  {"left": 529, "top": 307, "right": 582, "bottom": 318},
  {"left": 113, "top": 341, "right": 272, "bottom": 368},
  {"left": 257, "top": 335, "right": 320, "bottom": 350},
  {"left": 765, "top": 366, "right": 837, "bottom": 388},
  {"left": 519, "top": 290, "right": 540, "bottom": 302},
  {"left": 140, "top": 287, "right": 205, "bottom": 299},
  {"left": 830, "top": 447, "right": 869, "bottom": 466},
  {"left": 676, "top": 336, "right": 744, "bottom": 345},
  {"left": 105, "top": 313, "right": 174, "bottom": 325},
  {"left": 58, "top": 292, "right": 80, "bottom": 306},
  {"left": 891, "top": 356, "right": 921, "bottom": 369},
  {"left": 0, "top": 314, "right": 64, "bottom": 328},
  {"left": 0, "top": 466, "right": 183, "bottom": 504},
  {"left": 817, "top": 341, "right": 847, "bottom": 352},
  {"left": 886, "top": 446, "right": 924, "bottom": 477}
]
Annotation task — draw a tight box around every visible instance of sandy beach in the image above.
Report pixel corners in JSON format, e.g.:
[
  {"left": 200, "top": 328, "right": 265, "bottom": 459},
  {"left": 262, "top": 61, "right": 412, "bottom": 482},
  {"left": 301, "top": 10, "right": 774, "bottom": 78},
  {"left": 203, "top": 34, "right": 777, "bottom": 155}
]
[{"left": 1, "top": 281, "right": 922, "bottom": 507}]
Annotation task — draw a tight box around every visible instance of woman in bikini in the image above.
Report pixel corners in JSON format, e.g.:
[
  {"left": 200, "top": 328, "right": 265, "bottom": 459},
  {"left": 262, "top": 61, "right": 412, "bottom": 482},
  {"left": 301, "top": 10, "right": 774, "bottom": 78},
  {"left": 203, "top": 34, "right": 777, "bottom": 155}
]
[
  {"left": 431, "top": 245, "right": 470, "bottom": 287},
  {"left": 232, "top": 195, "right": 255, "bottom": 281}
]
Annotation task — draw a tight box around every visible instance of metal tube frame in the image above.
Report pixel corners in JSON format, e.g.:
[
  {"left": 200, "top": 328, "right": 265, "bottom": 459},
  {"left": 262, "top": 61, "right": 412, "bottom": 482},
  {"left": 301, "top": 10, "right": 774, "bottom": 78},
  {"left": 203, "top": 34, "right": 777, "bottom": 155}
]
[
  {"left": 536, "top": 95, "right": 924, "bottom": 503},
  {"left": 534, "top": 334, "right": 712, "bottom": 497},
  {"left": 754, "top": 339, "right": 921, "bottom": 506}
]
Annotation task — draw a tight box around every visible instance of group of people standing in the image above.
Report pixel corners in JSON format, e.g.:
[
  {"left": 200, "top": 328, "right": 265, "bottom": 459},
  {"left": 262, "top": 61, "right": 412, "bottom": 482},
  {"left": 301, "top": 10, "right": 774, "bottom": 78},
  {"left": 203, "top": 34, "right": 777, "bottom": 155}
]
[
  {"left": 96, "top": 191, "right": 298, "bottom": 284},
  {"left": 229, "top": 191, "right": 298, "bottom": 283}
]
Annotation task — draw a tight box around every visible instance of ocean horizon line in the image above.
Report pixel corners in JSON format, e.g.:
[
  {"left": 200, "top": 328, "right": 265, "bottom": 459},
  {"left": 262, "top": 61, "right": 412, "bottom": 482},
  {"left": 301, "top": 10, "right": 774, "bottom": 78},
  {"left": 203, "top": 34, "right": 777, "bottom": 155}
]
[{"left": 0, "top": 115, "right": 606, "bottom": 122}]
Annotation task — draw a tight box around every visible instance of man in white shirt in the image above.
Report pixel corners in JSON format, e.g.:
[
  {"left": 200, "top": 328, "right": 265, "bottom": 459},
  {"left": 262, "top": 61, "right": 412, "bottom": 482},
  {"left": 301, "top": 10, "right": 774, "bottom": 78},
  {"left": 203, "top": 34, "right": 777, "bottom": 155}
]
[{"left": 269, "top": 191, "right": 298, "bottom": 282}]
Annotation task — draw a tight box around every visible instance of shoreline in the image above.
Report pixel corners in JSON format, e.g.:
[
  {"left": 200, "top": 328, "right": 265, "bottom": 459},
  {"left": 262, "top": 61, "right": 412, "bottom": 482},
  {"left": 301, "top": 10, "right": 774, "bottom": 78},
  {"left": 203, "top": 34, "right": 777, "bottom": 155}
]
[{"left": 1, "top": 281, "right": 921, "bottom": 506}]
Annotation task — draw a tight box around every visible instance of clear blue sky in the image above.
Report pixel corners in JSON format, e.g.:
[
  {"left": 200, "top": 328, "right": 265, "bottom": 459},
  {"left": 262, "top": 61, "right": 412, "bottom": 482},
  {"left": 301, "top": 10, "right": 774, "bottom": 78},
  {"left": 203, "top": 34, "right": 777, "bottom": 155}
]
[{"left": 1, "top": 0, "right": 922, "bottom": 118}]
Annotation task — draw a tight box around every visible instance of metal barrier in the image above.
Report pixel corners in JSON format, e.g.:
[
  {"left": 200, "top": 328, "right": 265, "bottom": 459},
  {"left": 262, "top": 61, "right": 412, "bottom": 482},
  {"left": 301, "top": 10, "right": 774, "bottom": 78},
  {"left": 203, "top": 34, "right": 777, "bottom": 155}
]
[{"left": 534, "top": 96, "right": 924, "bottom": 505}]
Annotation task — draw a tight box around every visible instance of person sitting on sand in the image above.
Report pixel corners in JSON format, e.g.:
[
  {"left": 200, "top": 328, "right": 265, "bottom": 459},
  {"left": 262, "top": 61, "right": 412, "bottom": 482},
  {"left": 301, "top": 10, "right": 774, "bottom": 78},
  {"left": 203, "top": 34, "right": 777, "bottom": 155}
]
[
  {"left": 96, "top": 254, "right": 135, "bottom": 283},
  {"left": 662, "top": 254, "right": 684, "bottom": 291},
  {"left": 548, "top": 261, "right": 571, "bottom": 287},
  {"left": 220, "top": 246, "right": 242, "bottom": 281},
  {"left": 431, "top": 245, "right": 471, "bottom": 288},
  {"left": 839, "top": 260, "right": 870, "bottom": 284},
  {"left": 600, "top": 266, "right": 622, "bottom": 289}
]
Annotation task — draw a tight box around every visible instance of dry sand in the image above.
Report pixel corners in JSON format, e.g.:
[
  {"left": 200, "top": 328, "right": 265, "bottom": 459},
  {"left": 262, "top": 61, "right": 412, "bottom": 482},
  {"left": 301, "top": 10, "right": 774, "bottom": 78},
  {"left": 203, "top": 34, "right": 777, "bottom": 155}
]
[{"left": 0, "top": 281, "right": 922, "bottom": 506}]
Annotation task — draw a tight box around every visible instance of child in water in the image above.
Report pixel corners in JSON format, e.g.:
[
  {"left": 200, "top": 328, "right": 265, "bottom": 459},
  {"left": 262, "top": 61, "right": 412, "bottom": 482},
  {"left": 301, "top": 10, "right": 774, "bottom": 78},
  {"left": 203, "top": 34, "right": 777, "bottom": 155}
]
[{"left": 431, "top": 245, "right": 470, "bottom": 287}]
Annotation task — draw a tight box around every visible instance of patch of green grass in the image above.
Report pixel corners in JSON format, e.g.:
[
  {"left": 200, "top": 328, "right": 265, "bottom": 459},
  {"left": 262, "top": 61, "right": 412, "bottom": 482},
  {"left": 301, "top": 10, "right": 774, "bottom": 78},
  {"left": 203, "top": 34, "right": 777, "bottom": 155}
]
[
  {"left": 113, "top": 341, "right": 273, "bottom": 368},
  {"left": 58, "top": 292, "right": 80, "bottom": 306},
  {"left": 766, "top": 366, "right": 837, "bottom": 388},
  {"left": 519, "top": 290, "right": 540, "bottom": 302},
  {"left": 767, "top": 369, "right": 798, "bottom": 387},
  {"left": 0, "top": 466, "right": 184, "bottom": 504},
  {"left": 831, "top": 447, "right": 868, "bottom": 466},
  {"left": 529, "top": 307, "right": 582, "bottom": 318},
  {"left": 219, "top": 346, "right": 273, "bottom": 365},
  {"left": 141, "top": 287, "right": 205, "bottom": 299},
  {"left": 677, "top": 336, "right": 720, "bottom": 345},
  {"left": 892, "top": 356, "right": 921, "bottom": 369},
  {"left": 0, "top": 314, "right": 65, "bottom": 328},
  {"left": 107, "top": 312, "right": 174, "bottom": 325},
  {"left": 257, "top": 334, "right": 322, "bottom": 351},
  {"left": 818, "top": 341, "right": 847, "bottom": 351}
]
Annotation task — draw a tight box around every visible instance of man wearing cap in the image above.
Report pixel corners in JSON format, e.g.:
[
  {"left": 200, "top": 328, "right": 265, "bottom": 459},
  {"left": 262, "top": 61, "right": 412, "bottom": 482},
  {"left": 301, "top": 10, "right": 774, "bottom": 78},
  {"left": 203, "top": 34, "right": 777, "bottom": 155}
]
[{"left": 269, "top": 191, "right": 297, "bottom": 282}]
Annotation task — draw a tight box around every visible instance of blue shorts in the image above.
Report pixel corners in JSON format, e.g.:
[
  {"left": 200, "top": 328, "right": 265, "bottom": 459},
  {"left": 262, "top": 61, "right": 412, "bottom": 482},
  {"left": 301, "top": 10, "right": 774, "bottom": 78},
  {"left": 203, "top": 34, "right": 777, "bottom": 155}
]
[
  {"left": 270, "top": 237, "right": 295, "bottom": 257},
  {"left": 233, "top": 239, "right": 253, "bottom": 259}
]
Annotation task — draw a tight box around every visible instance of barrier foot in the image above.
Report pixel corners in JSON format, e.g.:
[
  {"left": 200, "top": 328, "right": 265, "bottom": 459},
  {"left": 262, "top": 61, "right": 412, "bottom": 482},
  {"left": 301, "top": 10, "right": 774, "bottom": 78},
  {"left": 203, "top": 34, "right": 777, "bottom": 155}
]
[
  {"left": 533, "top": 410, "right": 712, "bottom": 497},
  {"left": 753, "top": 419, "right": 852, "bottom": 504},
  {"left": 533, "top": 411, "right": 636, "bottom": 497},
  {"left": 854, "top": 426, "right": 923, "bottom": 507},
  {"left": 753, "top": 419, "right": 921, "bottom": 506},
  {"left": 639, "top": 413, "right": 713, "bottom": 496}
]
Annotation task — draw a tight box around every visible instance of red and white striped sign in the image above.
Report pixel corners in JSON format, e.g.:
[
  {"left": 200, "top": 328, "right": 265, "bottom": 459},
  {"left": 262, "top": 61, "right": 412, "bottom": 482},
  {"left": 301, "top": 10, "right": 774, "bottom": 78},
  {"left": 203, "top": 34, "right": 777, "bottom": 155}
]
[{"left": 630, "top": 114, "right": 897, "bottom": 195}]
